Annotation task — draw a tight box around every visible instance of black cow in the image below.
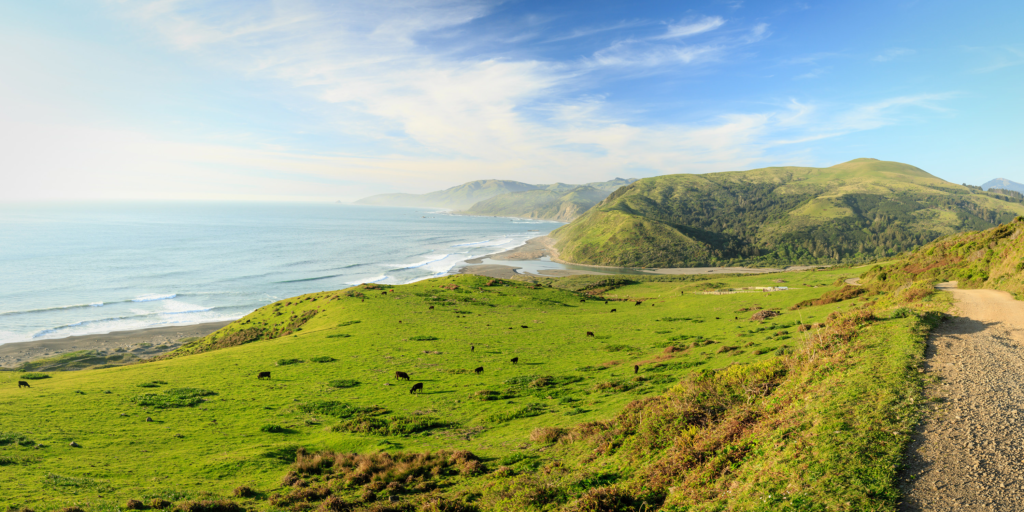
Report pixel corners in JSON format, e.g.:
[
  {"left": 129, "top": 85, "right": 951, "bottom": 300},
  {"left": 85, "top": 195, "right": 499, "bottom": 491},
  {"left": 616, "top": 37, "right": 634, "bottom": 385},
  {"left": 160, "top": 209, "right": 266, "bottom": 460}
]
[
  {"left": 510, "top": 357, "right": 519, "bottom": 364},
  {"left": 610, "top": 309, "right": 617, "bottom": 313},
  {"left": 634, "top": 301, "right": 642, "bottom": 306},
  {"left": 471, "top": 345, "right": 475, "bottom": 352},
  {"left": 634, "top": 365, "right": 639, "bottom": 374},
  {"left": 521, "top": 325, "right": 528, "bottom": 329},
  {"left": 474, "top": 366, "right": 484, "bottom": 374},
  {"left": 428, "top": 305, "right": 434, "bottom": 310},
  {"left": 580, "top": 299, "right": 586, "bottom": 303},
  {"left": 605, "top": 301, "right": 609, "bottom": 304},
  {"left": 410, "top": 382, "right": 423, "bottom": 394},
  {"left": 586, "top": 331, "right": 595, "bottom": 337},
  {"left": 18, "top": 381, "right": 30, "bottom": 388},
  {"left": 382, "top": 291, "right": 387, "bottom": 295},
  {"left": 395, "top": 371, "right": 410, "bottom": 381},
  {"left": 257, "top": 371, "right": 271, "bottom": 380}
]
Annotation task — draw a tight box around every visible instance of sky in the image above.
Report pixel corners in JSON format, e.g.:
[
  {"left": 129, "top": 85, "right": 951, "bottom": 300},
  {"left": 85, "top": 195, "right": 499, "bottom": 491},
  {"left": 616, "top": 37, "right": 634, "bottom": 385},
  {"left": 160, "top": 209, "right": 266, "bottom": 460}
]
[{"left": 1, "top": 0, "right": 1023, "bottom": 202}]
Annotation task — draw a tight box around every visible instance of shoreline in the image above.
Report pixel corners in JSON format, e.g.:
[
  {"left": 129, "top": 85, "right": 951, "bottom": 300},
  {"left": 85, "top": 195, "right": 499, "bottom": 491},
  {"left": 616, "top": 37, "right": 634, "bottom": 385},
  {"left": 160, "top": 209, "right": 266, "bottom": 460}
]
[{"left": 0, "top": 321, "right": 231, "bottom": 370}]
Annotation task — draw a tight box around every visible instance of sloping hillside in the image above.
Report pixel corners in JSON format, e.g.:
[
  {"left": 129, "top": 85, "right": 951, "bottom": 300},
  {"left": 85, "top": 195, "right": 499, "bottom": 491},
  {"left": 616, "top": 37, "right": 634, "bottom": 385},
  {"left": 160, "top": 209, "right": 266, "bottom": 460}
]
[
  {"left": 457, "top": 186, "right": 611, "bottom": 222},
  {"left": 551, "top": 159, "right": 1024, "bottom": 268},
  {"left": 354, "top": 179, "right": 537, "bottom": 209},
  {"left": 863, "top": 215, "right": 1024, "bottom": 296}
]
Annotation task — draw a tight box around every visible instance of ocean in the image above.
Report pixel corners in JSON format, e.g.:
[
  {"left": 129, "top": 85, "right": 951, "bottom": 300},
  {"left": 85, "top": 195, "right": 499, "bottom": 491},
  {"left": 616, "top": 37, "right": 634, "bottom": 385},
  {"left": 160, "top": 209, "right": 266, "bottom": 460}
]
[{"left": 0, "top": 202, "right": 562, "bottom": 345}]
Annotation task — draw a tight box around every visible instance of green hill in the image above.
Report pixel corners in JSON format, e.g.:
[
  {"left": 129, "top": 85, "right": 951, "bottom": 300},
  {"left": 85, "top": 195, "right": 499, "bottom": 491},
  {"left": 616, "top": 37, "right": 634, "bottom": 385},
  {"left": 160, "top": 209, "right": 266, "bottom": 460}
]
[
  {"left": 550, "top": 159, "right": 1024, "bottom": 268},
  {"left": 457, "top": 186, "right": 610, "bottom": 222},
  {"left": 354, "top": 178, "right": 636, "bottom": 216},
  {"left": 354, "top": 179, "right": 538, "bottom": 210},
  {"left": 0, "top": 267, "right": 946, "bottom": 511}
]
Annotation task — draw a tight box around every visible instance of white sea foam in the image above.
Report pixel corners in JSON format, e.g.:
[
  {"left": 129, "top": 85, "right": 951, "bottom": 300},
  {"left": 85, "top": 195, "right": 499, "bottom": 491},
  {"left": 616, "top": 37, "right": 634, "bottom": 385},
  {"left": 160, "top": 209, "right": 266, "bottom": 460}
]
[
  {"left": 389, "top": 254, "right": 452, "bottom": 270},
  {"left": 451, "top": 240, "right": 492, "bottom": 247},
  {"left": 348, "top": 275, "right": 388, "bottom": 285},
  {"left": 131, "top": 293, "right": 177, "bottom": 302}
]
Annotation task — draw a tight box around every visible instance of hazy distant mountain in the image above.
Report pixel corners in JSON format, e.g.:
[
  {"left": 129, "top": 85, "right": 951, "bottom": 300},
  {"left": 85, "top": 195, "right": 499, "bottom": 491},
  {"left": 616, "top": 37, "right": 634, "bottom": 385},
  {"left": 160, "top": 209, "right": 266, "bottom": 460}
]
[
  {"left": 355, "top": 178, "right": 637, "bottom": 218},
  {"left": 551, "top": 158, "right": 1024, "bottom": 268},
  {"left": 982, "top": 178, "right": 1024, "bottom": 194},
  {"left": 354, "top": 180, "right": 537, "bottom": 210}
]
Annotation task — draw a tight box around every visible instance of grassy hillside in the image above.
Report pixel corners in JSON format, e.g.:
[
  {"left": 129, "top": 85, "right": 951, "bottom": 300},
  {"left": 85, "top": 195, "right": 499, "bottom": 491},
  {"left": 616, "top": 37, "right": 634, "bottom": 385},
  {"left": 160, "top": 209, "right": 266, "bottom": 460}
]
[
  {"left": 0, "top": 266, "right": 949, "bottom": 511},
  {"left": 457, "top": 186, "right": 610, "bottom": 222},
  {"left": 551, "top": 159, "right": 1024, "bottom": 268},
  {"left": 862, "top": 215, "right": 1024, "bottom": 297}
]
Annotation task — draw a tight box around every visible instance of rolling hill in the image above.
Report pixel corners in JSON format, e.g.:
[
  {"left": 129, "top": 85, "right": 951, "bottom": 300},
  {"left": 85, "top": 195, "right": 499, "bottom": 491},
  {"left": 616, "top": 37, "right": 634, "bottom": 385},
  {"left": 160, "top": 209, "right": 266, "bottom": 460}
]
[
  {"left": 550, "top": 159, "right": 1024, "bottom": 268},
  {"left": 354, "top": 178, "right": 636, "bottom": 217}
]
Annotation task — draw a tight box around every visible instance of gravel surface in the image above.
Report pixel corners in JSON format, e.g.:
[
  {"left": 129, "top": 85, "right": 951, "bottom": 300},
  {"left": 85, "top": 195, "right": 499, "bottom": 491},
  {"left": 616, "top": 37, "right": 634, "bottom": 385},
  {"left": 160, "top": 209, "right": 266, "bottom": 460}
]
[{"left": 901, "top": 283, "right": 1024, "bottom": 511}]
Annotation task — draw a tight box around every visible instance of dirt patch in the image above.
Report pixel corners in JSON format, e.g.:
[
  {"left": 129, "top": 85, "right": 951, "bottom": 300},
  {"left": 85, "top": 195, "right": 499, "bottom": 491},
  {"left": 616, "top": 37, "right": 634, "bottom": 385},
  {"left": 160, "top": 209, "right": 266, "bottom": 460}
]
[{"left": 900, "top": 283, "right": 1024, "bottom": 511}]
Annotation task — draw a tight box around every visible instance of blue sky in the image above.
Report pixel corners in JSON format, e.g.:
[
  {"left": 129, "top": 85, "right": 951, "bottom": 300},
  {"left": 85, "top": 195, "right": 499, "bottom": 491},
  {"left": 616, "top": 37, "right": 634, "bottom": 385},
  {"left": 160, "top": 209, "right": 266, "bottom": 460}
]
[{"left": 2, "top": 0, "right": 1022, "bottom": 201}]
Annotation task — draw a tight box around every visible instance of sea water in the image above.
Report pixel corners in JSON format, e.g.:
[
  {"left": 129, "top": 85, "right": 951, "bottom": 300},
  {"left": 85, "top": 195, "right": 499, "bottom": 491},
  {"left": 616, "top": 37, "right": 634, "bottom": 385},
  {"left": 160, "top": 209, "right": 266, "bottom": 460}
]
[{"left": 0, "top": 202, "right": 561, "bottom": 344}]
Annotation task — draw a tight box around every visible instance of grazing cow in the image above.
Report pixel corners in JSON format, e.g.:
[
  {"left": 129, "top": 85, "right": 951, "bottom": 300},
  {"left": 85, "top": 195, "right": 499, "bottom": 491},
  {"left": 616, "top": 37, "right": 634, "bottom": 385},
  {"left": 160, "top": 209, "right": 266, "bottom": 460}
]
[
  {"left": 18, "top": 381, "right": 30, "bottom": 388},
  {"left": 471, "top": 345, "right": 475, "bottom": 352},
  {"left": 395, "top": 371, "right": 410, "bottom": 381},
  {"left": 634, "top": 365, "right": 639, "bottom": 374},
  {"left": 580, "top": 299, "right": 586, "bottom": 303},
  {"left": 634, "top": 301, "right": 642, "bottom": 306},
  {"left": 428, "top": 305, "right": 434, "bottom": 310},
  {"left": 521, "top": 325, "right": 528, "bottom": 329},
  {"left": 410, "top": 382, "right": 423, "bottom": 394},
  {"left": 610, "top": 309, "right": 617, "bottom": 313},
  {"left": 257, "top": 371, "right": 271, "bottom": 380},
  {"left": 586, "top": 331, "right": 595, "bottom": 337},
  {"left": 605, "top": 301, "right": 609, "bottom": 304},
  {"left": 474, "top": 366, "right": 484, "bottom": 374},
  {"left": 510, "top": 357, "right": 519, "bottom": 364},
  {"left": 716, "top": 317, "right": 720, "bottom": 320},
  {"left": 382, "top": 292, "right": 387, "bottom": 296}
]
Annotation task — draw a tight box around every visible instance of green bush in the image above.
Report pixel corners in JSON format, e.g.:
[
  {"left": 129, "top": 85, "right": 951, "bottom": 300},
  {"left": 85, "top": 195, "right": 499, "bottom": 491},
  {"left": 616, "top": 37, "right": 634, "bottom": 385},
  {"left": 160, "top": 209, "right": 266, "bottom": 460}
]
[
  {"left": 409, "top": 335, "right": 439, "bottom": 341},
  {"left": 260, "top": 424, "right": 285, "bottom": 433},
  {"left": 328, "top": 379, "right": 359, "bottom": 388},
  {"left": 19, "top": 373, "right": 50, "bottom": 380},
  {"left": 132, "top": 388, "right": 216, "bottom": 408},
  {"left": 309, "top": 356, "right": 336, "bottom": 363},
  {"left": 276, "top": 358, "right": 302, "bottom": 365},
  {"left": 298, "top": 400, "right": 385, "bottom": 418},
  {"left": 330, "top": 415, "right": 449, "bottom": 436}
]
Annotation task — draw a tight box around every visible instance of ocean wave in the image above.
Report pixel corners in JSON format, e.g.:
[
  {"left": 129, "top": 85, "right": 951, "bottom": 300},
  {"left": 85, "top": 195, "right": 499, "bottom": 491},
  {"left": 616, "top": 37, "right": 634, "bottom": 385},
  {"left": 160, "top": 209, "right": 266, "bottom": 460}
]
[
  {"left": 451, "top": 240, "right": 492, "bottom": 247},
  {"left": 132, "top": 294, "right": 177, "bottom": 302},
  {"left": 390, "top": 254, "right": 452, "bottom": 270},
  {"left": 0, "top": 301, "right": 107, "bottom": 317},
  {"left": 275, "top": 273, "right": 347, "bottom": 284},
  {"left": 161, "top": 307, "right": 215, "bottom": 315}
]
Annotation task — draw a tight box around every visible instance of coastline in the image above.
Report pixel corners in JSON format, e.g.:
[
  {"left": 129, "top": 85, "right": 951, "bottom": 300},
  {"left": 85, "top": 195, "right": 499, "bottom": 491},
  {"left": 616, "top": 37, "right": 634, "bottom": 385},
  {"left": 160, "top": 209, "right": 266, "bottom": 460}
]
[{"left": 0, "top": 321, "right": 230, "bottom": 370}]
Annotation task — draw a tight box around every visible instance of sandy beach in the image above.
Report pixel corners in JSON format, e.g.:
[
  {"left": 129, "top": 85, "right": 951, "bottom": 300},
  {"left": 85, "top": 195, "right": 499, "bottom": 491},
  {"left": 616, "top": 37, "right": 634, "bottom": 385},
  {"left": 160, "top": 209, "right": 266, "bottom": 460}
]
[{"left": 0, "top": 321, "right": 230, "bottom": 370}]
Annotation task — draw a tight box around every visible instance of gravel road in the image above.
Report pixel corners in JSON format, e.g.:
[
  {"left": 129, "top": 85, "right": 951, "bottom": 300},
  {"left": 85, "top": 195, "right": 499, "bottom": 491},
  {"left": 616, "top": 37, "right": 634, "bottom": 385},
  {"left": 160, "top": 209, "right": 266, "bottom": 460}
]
[{"left": 901, "top": 283, "right": 1024, "bottom": 511}]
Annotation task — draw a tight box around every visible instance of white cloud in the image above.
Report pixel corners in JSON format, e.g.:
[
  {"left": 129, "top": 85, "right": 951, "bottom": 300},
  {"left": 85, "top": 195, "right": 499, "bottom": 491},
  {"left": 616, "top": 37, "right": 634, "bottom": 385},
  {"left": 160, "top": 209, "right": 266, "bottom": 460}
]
[{"left": 654, "top": 16, "right": 725, "bottom": 39}]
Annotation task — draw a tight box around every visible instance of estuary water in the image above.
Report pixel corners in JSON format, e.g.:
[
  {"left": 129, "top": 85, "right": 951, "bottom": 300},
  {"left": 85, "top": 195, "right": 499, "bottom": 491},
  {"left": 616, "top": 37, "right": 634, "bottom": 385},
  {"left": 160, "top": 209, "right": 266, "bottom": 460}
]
[{"left": 0, "top": 202, "right": 561, "bottom": 344}]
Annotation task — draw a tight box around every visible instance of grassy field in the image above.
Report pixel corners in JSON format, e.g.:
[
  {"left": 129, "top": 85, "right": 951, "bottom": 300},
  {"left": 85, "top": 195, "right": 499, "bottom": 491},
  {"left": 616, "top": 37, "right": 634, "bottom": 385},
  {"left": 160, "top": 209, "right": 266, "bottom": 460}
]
[{"left": 0, "top": 266, "right": 943, "bottom": 511}]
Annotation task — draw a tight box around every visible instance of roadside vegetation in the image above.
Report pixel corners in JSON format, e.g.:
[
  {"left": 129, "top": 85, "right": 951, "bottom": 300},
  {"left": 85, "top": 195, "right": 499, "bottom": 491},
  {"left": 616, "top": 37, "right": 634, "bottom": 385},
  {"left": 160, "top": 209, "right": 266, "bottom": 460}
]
[{"left": 0, "top": 264, "right": 950, "bottom": 511}]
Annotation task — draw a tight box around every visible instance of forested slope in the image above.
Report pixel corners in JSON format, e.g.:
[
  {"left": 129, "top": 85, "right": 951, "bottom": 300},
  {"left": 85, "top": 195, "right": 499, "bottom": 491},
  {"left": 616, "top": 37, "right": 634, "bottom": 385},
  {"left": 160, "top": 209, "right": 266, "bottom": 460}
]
[{"left": 551, "top": 159, "right": 1024, "bottom": 267}]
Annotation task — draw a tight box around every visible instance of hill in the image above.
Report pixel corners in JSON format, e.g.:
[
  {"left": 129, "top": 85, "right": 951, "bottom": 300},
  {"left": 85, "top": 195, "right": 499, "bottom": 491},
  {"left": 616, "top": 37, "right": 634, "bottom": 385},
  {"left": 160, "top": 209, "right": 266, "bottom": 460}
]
[
  {"left": 0, "top": 267, "right": 948, "bottom": 511},
  {"left": 354, "top": 179, "right": 538, "bottom": 210},
  {"left": 456, "top": 186, "right": 609, "bottom": 222},
  {"left": 982, "top": 177, "right": 1024, "bottom": 195},
  {"left": 354, "top": 178, "right": 637, "bottom": 216},
  {"left": 550, "top": 158, "right": 1024, "bottom": 268}
]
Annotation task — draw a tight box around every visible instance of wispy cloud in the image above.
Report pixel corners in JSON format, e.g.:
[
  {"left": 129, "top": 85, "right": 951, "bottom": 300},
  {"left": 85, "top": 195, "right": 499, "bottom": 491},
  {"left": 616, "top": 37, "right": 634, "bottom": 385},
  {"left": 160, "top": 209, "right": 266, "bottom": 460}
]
[
  {"left": 542, "top": 19, "right": 651, "bottom": 43},
  {"left": 967, "top": 46, "right": 1024, "bottom": 73},
  {"left": 873, "top": 47, "right": 915, "bottom": 62},
  {"left": 653, "top": 16, "right": 726, "bottom": 39}
]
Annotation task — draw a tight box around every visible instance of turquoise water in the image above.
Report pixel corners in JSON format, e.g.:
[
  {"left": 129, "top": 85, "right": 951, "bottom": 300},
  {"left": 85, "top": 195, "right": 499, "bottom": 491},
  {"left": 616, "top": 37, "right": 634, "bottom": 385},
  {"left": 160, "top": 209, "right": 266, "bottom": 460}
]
[{"left": 0, "top": 203, "right": 561, "bottom": 344}]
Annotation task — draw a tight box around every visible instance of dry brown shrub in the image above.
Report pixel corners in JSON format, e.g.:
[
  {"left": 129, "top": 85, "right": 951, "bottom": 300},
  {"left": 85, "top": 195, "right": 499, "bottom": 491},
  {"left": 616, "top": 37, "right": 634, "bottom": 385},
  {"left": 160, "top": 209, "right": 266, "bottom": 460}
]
[
  {"left": 662, "top": 346, "right": 682, "bottom": 353},
  {"left": 457, "top": 460, "right": 484, "bottom": 476},
  {"left": 530, "top": 426, "right": 566, "bottom": 444},
  {"left": 232, "top": 486, "right": 256, "bottom": 498},
  {"left": 316, "top": 496, "right": 352, "bottom": 512},
  {"left": 126, "top": 500, "right": 144, "bottom": 510},
  {"left": 173, "top": 501, "right": 243, "bottom": 512},
  {"left": 60, "top": 507, "right": 86, "bottom": 512},
  {"left": 749, "top": 309, "right": 781, "bottom": 321},
  {"left": 150, "top": 499, "right": 172, "bottom": 510},
  {"left": 418, "top": 498, "right": 479, "bottom": 512},
  {"left": 601, "top": 360, "right": 621, "bottom": 367},
  {"left": 361, "top": 489, "right": 377, "bottom": 503}
]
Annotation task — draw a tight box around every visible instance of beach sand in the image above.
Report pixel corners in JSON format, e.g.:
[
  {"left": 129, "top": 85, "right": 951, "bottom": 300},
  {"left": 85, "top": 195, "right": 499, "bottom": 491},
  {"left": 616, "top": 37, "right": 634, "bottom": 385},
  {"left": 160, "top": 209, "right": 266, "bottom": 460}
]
[{"left": 0, "top": 321, "right": 230, "bottom": 370}]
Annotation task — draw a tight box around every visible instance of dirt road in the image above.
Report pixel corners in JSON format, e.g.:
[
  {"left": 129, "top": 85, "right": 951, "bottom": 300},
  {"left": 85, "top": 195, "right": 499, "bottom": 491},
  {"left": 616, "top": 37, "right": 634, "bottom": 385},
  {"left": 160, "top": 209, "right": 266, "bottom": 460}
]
[{"left": 901, "top": 283, "right": 1024, "bottom": 511}]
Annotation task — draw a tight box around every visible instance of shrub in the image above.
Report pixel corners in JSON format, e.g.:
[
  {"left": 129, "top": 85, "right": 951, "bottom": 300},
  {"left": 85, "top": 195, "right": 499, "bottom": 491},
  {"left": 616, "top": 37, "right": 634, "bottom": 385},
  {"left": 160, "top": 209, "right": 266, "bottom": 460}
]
[
  {"left": 330, "top": 415, "right": 448, "bottom": 436},
  {"left": 132, "top": 388, "right": 216, "bottom": 408},
  {"left": 137, "top": 382, "right": 161, "bottom": 388},
  {"left": 488, "top": 404, "right": 545, "bottom": 423},
  {"left": 299, "top": 401, "right": 385, "bottom": 418},
  {"left": 530, "top": 427, "right": 566, "bottom": 444},
  {"left": 151, "top": 499, "right": 172, "bottom": 509},
  {"left": 233, "top": 485, "right": 257, "bottom": 498},
  {"left": 310, "top": 356, "right": 336, "bottom": 363},
  {"left": 328, "top": 379, "right": 360, "bottom": 388},
  {"left": 409, "top": 336, "right": 438, "bottom": 341},
  {"left": 260, "top": 424, "right": 286, "bottom": 433},
  {"left": 277, "top": 358, "right": 303, "bottom": 365},
  {"left": 126, "top": 499, "right": 144, "bottom": 510},
  {"left": 892, "top": 307, "right": 914, "bottom": 319},
  {"left": 19, "top": 373, "right": 49, "bottom": 380}
]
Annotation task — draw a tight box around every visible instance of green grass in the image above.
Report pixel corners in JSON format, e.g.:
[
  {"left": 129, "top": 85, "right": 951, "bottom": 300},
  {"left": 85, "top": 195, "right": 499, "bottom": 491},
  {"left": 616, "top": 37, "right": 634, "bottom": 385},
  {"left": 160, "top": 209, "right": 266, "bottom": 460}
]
[
  {"left": 0, "top": 267, "right": 933, "bottom": 511},
  {"left": 19, "top": 373, "right": 50, "bottom": 380}
]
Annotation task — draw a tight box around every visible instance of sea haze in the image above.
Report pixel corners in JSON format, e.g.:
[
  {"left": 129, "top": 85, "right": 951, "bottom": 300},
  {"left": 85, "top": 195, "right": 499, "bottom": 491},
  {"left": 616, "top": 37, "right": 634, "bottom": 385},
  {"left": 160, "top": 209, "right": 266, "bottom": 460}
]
[{"left": 0, "top": 202, "right": 559, "bottom": 344}]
